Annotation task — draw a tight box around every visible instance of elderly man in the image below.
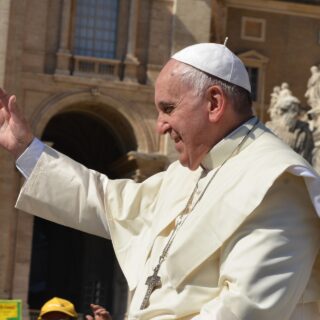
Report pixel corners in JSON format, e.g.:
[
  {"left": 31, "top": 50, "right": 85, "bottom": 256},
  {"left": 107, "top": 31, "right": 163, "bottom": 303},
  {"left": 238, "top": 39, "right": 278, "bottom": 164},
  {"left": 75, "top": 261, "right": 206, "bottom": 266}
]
[{"left": 1, "top": 43, "right": 320, "bottom": 320}]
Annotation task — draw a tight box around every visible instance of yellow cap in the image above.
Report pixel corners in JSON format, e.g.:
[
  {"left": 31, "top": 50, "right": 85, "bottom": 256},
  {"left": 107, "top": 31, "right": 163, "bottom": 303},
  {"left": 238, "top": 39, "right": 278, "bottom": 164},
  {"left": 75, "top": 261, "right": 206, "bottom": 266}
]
[{"left": 38, "top": 297, "right": 78, "bottom": 319}]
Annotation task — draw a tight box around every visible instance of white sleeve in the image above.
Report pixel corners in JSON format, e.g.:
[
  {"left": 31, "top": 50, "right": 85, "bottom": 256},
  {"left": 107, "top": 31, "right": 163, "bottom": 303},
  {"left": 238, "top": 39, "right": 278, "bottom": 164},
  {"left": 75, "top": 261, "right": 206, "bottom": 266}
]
[
  {"left": 191, "top": 300, "right": 238, "bottom": 320},
  {"left": 16, "top": 138, "right": 45, "bottom": 178},
  {"left": 15, "top": 145, "right": 165, "bottom": 241}
]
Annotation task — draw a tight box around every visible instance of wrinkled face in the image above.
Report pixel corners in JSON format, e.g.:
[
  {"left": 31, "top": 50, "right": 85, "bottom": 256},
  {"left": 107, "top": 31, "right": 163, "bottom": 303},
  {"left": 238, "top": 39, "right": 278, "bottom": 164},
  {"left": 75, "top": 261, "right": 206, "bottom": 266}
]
[{"left": 155, "top": 60, "right": 212, "bottom": 170}]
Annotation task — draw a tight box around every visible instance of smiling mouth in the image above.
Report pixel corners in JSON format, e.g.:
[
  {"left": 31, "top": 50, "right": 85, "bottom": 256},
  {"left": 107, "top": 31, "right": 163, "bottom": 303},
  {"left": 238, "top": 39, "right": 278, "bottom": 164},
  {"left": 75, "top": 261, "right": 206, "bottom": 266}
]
[{"left": 170, "top": 131, "right": 182, "bottom": 143}]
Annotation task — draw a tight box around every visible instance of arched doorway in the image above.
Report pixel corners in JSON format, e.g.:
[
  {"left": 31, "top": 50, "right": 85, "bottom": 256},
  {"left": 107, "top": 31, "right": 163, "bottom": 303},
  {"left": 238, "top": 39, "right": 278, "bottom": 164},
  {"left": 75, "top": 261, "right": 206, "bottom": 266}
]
[{"left": 28, "top": 111, "right": 137, "bottom": 319}]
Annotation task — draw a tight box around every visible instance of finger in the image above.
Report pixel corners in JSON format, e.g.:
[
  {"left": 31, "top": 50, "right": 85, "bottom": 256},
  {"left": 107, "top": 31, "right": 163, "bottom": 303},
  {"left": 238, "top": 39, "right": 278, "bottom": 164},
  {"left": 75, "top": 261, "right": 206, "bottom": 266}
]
[
  {"left": 96, "top": 308, "right": 108, "bottom": 315},
  {"left": 0, "top": 95, "right": 18, "bottom": 123},
  {"left": 90, "top": 304, "right": 103, "bottom": 311},
  {"left": 7, "top": 95, "right": 22, "bottom": 120},
  {"left": 86, "top": 315, "right": 94, "bottom": 320},
  {"left": 0, "top": 96, "right": 10, "bottom": 123},
  {"left": 98, "top": 310, "right": 109, "bottom": 316},
  {"left": 90, "top": 303, "right": 98, "bottom": 310}
]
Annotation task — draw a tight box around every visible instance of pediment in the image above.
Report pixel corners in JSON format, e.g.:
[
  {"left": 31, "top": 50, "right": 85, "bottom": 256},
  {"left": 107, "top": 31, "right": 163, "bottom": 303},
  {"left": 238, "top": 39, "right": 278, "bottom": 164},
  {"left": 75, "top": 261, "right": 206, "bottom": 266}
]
[{"left": 238, "top": 50, "right": 269, "bottom": 64}]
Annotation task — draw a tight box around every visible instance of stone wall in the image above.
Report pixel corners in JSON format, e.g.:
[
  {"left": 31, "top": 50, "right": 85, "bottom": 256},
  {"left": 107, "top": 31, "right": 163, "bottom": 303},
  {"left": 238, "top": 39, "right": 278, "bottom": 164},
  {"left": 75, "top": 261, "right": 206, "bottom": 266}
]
[
  {"left": 224, "top": 0, "right": 320, "bottom": 119},
  {"left": 0, "top": 1, "right": 10, "bottom": 87}
]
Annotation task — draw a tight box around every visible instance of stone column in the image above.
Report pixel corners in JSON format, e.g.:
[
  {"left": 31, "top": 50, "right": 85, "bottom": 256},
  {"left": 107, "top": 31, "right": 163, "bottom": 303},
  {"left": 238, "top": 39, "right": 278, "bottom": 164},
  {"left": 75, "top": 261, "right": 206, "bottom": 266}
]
[
  {"left": 124, "top": 0, "right": 140, "bottom": 82},
  {"left": 0, "top": 157, "right": 21, "bottom": 300},
  {"left": 171, "top": 0, "right": 211, "bottom": 54},
  {"left": 312, "top": 127, "right": 320, "bottom": 174},
  {"left": 146, "top": 0, "right": 174, "bottom": 85},
  {"left": 11, "top": 210, "right": 34, "bottom": 320},
  {"left": 55, "top": 0, "right": 72, "bottom": 74},
  {"left": 309, "top": 107, "right": 320, "bottom": 174},
  {"left": 211, "top": 0, "right": 228, "bottom": 43},
  {"left": 0, "top": 0, "right": 11, "bottom": 87}
]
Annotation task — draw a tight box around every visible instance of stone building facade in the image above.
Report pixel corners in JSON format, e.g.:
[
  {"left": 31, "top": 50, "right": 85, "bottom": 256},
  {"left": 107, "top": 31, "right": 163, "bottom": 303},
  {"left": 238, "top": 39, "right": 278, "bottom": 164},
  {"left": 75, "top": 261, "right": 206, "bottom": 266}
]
[
  {"left": 211, "top": 0, "right": 320, "bottom": 120},
  {"left": 0, "top": 0, "right": 319, "bottom": 319}
]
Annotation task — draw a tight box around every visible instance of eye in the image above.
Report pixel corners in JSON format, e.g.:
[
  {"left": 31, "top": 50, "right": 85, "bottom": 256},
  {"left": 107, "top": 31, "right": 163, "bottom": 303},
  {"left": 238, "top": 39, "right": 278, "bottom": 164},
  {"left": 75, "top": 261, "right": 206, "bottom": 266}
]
[{"left": 163, "top": 104, "right": 174, "bottom": 114}]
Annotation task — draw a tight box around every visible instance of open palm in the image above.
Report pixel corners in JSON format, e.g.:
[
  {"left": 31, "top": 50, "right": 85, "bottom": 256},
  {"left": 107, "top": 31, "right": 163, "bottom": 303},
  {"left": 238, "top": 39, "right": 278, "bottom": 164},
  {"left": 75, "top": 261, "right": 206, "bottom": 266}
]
[{"left": 0, "top": 89, "right": 33, "bottom": 158}]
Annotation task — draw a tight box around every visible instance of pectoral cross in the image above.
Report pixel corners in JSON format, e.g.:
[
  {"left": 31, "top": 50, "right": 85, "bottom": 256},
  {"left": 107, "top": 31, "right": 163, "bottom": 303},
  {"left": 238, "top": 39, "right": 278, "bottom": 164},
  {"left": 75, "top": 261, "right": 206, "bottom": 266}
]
[{"left": 140, "top": 265, "right": 162, "bottom": 310}]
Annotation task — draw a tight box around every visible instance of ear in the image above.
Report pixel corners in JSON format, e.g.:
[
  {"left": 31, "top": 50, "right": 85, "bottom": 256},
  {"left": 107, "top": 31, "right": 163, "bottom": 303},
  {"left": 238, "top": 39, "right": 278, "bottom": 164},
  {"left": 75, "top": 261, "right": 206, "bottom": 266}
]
[{"left": 206, "top": 85, "right": 226, "bottom": 123}]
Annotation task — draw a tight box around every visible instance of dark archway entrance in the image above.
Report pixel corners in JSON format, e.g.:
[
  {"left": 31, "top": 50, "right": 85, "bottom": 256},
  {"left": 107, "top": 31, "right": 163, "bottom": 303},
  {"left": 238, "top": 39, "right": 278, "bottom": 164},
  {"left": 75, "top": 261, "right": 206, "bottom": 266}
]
[{"left": 28, "top": 111, "right": 136, "bottom": 319}]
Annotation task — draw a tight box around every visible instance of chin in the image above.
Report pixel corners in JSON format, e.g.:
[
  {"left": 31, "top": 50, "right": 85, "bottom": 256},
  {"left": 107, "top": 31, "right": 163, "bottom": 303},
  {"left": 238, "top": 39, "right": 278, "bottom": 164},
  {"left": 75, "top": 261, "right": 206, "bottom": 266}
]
[
  {"left": 178, "top": 156, "right": 200, "bottom": 171},
  {"left": 178, "top": 159, "right": 188, "bottom": 167},
  {"left": 178, "top": 155, "right": 189, "bottom": 167}
]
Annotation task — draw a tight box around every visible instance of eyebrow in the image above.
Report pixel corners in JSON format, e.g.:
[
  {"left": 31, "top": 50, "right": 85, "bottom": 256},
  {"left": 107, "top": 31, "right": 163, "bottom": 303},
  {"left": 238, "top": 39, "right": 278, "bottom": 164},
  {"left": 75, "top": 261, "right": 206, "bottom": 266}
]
[{"left": 158, "top": 101, "right": 175, "bottom": 109}]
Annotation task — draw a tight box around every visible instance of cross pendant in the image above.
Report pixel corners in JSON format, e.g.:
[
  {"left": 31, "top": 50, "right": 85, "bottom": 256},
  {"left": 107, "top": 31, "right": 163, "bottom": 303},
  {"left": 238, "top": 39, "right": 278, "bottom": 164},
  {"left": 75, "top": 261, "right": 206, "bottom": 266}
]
[{"left": 140, "top": 266, "right": 162, "bottom": 310}]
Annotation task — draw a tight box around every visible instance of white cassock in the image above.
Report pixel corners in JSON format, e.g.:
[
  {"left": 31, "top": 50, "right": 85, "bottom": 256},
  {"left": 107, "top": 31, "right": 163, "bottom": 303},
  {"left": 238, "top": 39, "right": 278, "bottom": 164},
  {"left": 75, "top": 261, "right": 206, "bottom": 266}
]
[{"left": 15, "top": 117, "right": 320, "bottom": 319}]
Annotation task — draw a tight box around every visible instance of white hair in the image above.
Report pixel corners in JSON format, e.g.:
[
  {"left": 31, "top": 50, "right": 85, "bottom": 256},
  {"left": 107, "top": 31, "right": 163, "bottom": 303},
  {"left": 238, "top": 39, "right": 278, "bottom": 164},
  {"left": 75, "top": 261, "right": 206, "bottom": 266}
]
[{"left": 176, "top": 62, "right": 252, "bottom": 114}]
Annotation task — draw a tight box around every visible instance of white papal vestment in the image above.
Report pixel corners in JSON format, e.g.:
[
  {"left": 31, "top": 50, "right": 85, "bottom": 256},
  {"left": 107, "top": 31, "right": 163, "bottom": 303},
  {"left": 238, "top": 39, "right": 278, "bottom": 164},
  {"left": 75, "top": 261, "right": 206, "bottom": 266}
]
[{"left": 15, "top": 118, "right": 320, "bottom": 319}]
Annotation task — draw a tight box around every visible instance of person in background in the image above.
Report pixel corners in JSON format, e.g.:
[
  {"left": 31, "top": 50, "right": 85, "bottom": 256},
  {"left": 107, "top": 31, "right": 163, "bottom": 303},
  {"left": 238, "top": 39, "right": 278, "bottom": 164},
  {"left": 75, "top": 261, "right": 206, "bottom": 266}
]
[
  {"left": 38, "top": 297, "right": 77, "bottom": 320},
  {"left": 38, "top": 297, "right": 111, "bottom": 320}
]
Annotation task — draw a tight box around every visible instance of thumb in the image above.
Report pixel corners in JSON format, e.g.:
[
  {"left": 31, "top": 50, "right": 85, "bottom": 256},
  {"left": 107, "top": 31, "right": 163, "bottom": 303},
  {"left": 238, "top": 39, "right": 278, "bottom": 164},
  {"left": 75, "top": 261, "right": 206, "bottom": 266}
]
[
  {"left": 86, "top": 315, "right": 94, "bottom": 320},
  {"left": 8, "top": 95, "right": 21, "bottom": 120}
]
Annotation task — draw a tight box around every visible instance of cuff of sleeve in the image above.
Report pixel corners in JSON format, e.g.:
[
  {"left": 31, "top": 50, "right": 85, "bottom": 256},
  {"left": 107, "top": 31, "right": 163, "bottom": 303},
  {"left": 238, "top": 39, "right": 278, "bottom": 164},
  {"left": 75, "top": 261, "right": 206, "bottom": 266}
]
[{"left": 16, "top": 138, "right": 45, "bottom": 178}]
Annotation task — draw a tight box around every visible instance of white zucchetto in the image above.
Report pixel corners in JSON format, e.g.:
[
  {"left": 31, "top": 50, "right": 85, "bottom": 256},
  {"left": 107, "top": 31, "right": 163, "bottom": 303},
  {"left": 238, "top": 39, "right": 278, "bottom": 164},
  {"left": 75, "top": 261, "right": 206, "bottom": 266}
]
[{"left": 171, "top": 43, "right": 251, "bottom": 93}]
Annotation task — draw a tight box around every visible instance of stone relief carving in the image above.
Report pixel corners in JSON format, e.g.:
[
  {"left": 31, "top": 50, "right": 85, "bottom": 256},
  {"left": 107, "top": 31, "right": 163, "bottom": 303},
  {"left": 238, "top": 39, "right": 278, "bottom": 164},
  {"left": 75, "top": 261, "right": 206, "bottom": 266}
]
[
  {"left": 266, "top": 82, "right": 314, "bottom": 165},
  {"left": 305, "top": 65, "right": 320, "bottom": 174},
  {"left": 305, "top": 65, "right": 320, "bottom": 110}
]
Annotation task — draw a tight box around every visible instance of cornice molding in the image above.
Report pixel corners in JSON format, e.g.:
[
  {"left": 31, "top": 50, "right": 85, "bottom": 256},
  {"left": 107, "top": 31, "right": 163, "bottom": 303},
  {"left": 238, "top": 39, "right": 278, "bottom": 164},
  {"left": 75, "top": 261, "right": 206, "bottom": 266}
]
[
  {"left": 226, "top": 0, "right": 320, "bottom": 19},
  {"left": 238, "top": 50, "right": 270, "bottom": 65}
]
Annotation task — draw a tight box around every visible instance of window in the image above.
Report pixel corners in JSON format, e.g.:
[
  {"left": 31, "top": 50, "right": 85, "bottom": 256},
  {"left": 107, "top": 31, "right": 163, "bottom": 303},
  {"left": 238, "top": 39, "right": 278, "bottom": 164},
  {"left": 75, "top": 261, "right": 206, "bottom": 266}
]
[
  {"left": 73, "top": 0, "right": 119, "bottom": 59},
  {"left": 246, "top": 67, "right": 259, "bottom": 102},
  {"left": 55, "top": 0, "right": 132, "bottom": 79},
  {"left": 241, "top": 17, "right": 266, "bottom": 42},
  {"left": 238, "top": 50, "right": 269, "bottom": 120}
]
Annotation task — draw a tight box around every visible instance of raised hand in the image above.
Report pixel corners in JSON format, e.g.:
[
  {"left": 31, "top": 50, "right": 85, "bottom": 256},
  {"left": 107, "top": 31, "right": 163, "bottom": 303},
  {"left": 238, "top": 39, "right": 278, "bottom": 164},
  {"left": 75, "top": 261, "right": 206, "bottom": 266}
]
[
  {"left": 0, "top": 89, "right": 34, "bottom": 158},
  {"left": 86, "top": 304, "right": 112, "bottom": 320}
]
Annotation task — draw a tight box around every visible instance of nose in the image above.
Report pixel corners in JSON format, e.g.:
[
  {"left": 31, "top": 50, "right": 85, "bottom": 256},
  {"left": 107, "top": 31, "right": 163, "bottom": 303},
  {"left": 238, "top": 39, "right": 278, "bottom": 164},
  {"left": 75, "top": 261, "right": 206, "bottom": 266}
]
[{"left": 156, "top": 113, "right": 170, "bottom": 135}]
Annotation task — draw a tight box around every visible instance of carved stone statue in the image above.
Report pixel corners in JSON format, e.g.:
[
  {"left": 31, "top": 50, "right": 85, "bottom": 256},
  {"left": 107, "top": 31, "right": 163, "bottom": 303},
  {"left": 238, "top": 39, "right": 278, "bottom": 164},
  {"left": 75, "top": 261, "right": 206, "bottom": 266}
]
[
  {"left": 268, "top": 86, "right": 281, "bottom": 119},
  {"left": 305, "top": 65, "right": 320, "bottom": 110},
  {"left": 305, "top": 65, "right": 320, "bottom": 174},
  {"left": 308, "top": 108, "right": 320, "bottom": 174},
  {"left": 279, "top": 82, "right": 292, "bottom": 98},
  {"left": 266, "top": 87, "right": 314, "bottom": 164},
  {"left": 270, "top": 86, "right": 280, "bottom": 107},
  {"left": 268, "top": 83, "right": 293, "bottom": 120}
]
